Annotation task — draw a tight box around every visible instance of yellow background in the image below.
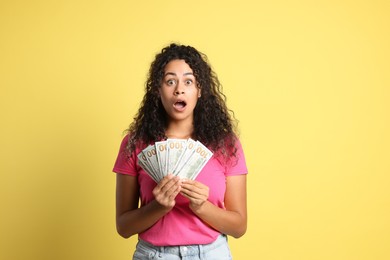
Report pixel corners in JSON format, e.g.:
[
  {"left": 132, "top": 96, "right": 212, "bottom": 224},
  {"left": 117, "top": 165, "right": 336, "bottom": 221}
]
[{"left": 1, "top": 0, "right": 389, "bottom": 259}]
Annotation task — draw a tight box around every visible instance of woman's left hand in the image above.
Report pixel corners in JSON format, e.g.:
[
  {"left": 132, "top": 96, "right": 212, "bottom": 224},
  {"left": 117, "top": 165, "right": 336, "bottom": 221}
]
[{"left": 180, "top": 179, "right": 209, "bottom": 212}]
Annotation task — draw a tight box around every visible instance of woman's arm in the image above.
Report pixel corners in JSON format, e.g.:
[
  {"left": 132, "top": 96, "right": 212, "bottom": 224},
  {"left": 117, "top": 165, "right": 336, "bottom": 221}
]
[
  {"left": 116, "top": 173, "right": 182, "bottom": 238},
  {"left": 180, "top": 175, "right": 247, "bottom": 238}
]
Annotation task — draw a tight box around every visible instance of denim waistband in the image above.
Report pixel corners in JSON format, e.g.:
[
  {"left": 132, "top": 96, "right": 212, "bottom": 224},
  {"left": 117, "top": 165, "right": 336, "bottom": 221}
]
[{"left": 137, "top": 234, "right": 228, "bottom": 257}]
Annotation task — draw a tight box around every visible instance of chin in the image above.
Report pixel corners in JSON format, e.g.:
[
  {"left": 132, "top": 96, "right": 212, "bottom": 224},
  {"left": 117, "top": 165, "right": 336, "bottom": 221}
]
[{"left": 169, "top": 114, "right": 192, "bottom": 122}]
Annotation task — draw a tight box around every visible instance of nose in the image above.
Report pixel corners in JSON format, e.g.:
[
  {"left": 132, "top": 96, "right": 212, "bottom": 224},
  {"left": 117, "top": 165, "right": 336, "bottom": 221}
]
[
  {"left": 174, "top": 90, "right": 184, "bottom": 96},
  {"left": 174, "top": 81, "right": 185, "bottom": 96}
]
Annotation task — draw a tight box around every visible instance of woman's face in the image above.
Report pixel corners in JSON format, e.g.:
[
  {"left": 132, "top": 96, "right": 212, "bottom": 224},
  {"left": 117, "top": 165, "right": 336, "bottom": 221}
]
[{"left": 159, "top": 59, "right": 201, "bottom": 124}]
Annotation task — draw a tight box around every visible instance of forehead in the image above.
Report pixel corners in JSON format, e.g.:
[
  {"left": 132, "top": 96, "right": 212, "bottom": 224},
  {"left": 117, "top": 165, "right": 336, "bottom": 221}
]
[{"left": 164, "top": 59, "right": 193, "bottom": 75}]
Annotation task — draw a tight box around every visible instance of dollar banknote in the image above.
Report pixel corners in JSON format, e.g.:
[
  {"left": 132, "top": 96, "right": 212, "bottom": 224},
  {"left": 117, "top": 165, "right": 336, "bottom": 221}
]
[
  {"left": 176, "top": 141, "right": 213, "bottom": 180},
  {"left": 167, "top": 139, "right": 187, "bottom": 174},
  {"left": 155, "top": 141, "right": 168, "bottom": 176},
  {"left": 142, "top": 145, "right": 160, "bottom": 178},
  {"left": 138, "top": 139, "right": 213, "bottom": 182},
  {"left": 172, "top": 138, "right": 197, "bottom": 176},
  {"left": 137, "top": 151, "right": 158, "bottom": 182}
]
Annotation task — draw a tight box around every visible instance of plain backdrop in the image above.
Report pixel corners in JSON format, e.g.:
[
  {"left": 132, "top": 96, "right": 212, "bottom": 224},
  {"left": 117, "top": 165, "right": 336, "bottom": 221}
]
[{"left": 1, "top": 0, "right": 389, "bottom": 259}]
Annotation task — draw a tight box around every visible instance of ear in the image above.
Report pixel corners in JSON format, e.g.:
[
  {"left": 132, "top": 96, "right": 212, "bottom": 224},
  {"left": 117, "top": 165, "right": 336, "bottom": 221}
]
[{"left": 198, "top": 88, "right": 201, "bottom": 98}]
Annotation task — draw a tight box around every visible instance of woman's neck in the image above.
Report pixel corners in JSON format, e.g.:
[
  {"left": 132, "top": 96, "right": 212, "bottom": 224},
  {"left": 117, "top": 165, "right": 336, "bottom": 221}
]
[{"left": 165, "top": 121, "right": 194, "bottom": 140}]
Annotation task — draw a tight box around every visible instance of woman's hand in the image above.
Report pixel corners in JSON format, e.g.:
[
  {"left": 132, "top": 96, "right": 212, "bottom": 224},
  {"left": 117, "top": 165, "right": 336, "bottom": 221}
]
[
  {"left": 180, "top": 179, "right": 209, "bottom": 212},
  {"left": 179, "top": 175, "right": 247, "bottom": 238},
  {"left": 153, "top": 174, "right": 182, "bottom": 210},
  {"left": 116, "top": 174, "right": 182, "bottom": 238}
]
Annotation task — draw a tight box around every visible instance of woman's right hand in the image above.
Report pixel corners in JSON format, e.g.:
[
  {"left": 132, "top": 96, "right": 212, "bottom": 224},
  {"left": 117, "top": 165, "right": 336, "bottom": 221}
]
[
  {"left": 152, "top": 174, "right": 181, "bottom": 210},
  {"left": 116, "top": 174, "right": 181, "bottom": 238}
]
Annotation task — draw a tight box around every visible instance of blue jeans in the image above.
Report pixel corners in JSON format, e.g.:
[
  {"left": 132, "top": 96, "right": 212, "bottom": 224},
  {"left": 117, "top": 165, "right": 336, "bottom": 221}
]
[{"left": 133, "top": 234, "right": 232, "bottom": 260}]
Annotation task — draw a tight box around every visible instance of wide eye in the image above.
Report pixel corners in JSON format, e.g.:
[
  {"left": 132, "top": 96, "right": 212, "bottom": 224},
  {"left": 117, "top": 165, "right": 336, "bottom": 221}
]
[
  {"left": 185, "top": 79, "right": 193, "bottom": 86},
  {"left": 166, "top": 79, "right": 176, "bottom": 86}
]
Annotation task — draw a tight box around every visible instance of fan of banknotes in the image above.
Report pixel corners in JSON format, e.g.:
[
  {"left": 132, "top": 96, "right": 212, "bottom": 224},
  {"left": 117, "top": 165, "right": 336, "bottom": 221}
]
[{"left": 137, "top": 138, "right": 213, "bottom": 183}]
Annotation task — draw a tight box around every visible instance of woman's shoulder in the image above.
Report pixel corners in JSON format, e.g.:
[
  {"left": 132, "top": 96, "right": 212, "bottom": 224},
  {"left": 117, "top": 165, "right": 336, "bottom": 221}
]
[{"left": 118, "top": 134, "right": 150, "bottom": 155}]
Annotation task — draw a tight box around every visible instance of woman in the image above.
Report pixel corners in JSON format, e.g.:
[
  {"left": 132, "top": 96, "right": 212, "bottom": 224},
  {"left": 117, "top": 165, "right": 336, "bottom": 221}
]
[{"left": 113, "top": 43, "right": 248, "bottom": 259}]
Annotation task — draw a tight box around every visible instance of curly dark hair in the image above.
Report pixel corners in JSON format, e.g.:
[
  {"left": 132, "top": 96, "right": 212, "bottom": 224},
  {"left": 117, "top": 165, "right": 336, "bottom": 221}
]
[{"left": 126, "top": 43, "right": 238, "bottom": 159}]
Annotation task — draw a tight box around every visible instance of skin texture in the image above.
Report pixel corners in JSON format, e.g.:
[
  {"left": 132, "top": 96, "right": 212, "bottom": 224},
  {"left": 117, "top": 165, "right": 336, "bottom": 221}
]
[
  {"left": 116, "top": 59, "right": 247, "bottom": 239},
  {"left": 159, "top": 59, "right": 201, "bottom": 127}
]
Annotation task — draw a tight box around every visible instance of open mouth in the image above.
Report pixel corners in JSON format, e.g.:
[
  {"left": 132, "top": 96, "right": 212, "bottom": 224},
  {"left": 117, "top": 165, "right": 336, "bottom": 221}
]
[{"left": 174, "top": 100, "right": 187, "bottom": 109}]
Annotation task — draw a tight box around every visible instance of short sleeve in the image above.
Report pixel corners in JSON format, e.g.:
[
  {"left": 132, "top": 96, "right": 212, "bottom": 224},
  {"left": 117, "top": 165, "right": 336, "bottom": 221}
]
[
  {"left": 225, "top": 139, "right": 248, "bottom": 176},
  {"left": 112, "top": 135, "right": 138, "bottom": 176}
]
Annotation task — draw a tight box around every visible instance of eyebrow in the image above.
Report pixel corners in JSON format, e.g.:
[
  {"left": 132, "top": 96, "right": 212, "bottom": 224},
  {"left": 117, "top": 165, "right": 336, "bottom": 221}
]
[{"left": 164, "top": 72, "right": 194, "bottom": 77}]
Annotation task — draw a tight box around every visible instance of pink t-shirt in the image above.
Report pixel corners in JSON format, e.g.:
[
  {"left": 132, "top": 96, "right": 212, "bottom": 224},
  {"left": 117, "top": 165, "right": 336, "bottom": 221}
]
[{"left": 113, "top": 135, "right": 248, "bottom": 246}]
